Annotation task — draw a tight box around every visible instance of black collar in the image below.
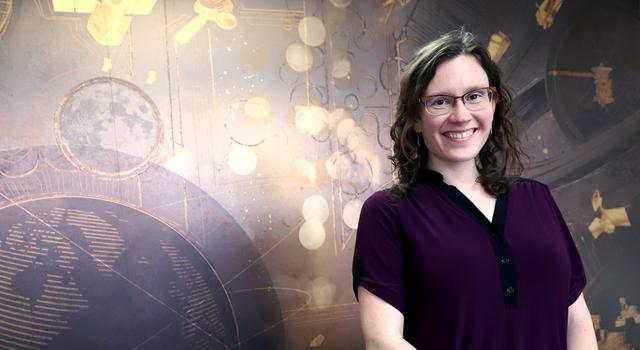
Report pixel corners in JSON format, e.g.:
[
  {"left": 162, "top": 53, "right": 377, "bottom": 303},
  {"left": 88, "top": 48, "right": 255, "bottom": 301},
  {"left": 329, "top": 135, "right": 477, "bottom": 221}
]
[{"left": 415, "top": 168, "right": 445, "bottom": 184}]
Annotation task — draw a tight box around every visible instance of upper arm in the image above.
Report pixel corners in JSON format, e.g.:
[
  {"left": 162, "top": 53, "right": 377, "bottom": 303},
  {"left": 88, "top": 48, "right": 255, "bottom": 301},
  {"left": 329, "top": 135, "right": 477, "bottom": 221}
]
[
  {"left": 568, "top": 293, "right": 593, "bottom": 326},
  {"left": 353, "top": 192, "right": 412, "bottom": 348},
  {"left": 541, "top": 184, "right": 587, "bottom": 305},
  {"left": 358, "top": 286, "right": 405, "bottom": 344},
  {"left": 567, "top": 293, "right": 598, "bottom": 350},
  {"left": 352, "top": 192, "right": 406, "bottom": 313}
]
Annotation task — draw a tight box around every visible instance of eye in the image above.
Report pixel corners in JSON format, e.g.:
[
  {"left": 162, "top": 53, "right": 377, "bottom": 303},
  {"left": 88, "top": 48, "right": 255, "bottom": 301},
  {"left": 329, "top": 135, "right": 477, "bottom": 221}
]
[
  {"left": 426, "top": 96, "right": 450, "bottom": 108},
  {"left": 464, "top": 90, "right": 486, "bottom": 103}
]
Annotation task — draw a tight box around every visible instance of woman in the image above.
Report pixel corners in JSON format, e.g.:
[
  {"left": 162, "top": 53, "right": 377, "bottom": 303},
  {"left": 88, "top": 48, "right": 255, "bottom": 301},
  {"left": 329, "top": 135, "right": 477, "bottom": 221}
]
[{"left": 352, "top": 29, "right": 597, "bottom": 349}]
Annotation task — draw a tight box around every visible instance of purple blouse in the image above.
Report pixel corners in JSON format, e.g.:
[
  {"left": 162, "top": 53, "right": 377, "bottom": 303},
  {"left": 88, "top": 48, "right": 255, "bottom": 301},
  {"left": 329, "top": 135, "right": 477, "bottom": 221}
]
[{"left": 352, "top": 169, "right": 586, "bottom": 349}]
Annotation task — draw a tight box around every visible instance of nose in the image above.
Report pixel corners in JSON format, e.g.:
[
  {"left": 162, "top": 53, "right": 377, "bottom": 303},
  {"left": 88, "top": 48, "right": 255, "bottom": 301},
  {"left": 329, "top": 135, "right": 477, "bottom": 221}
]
[{"left": 448, "top": 98, "right": 472, "bottom": 122}]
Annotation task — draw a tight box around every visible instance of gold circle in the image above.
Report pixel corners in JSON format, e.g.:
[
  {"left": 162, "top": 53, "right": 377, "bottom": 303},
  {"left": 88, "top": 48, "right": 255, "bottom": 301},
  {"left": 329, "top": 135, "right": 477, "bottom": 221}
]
[{"left": 53, "top": 77, "right": 164, "bottom": 178}]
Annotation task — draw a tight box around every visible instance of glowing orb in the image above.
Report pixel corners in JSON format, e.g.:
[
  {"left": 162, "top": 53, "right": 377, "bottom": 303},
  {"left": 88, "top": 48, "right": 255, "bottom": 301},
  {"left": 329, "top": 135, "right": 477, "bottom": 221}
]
[
  {"left": 291, "top": 159, "right": 317, "bottom": 184},
  {"left": 298, "top": 16, "right": 326, "bottom": 47},
  {"left": 329, "top": 108, "right": 351, "bottom": 128},
  {"left": 294, "top": 105, "right": 329, "bottom": 136},
  {"left": 286, "top": 42, "right": 313, "bottom": 73},
  {"left": 299, "top": 220, "right": 326, "bottom": 250},
  {"left": 244, "top": 96, "right": 272, "bottom": 123},
  {"left": 165, "top": 147, "right": 196, "bottom": 173},
  {"left": 302, "top": 195, "right": 329, "bottom": 223},
  {"left": 308, "top": 277, "right": 336, "bottom": 308},
  {"left": 228, "top": 145, "right": 257, "bottom": 175},
  {"left": 346, "top": 127, "right": 367, "bottom": 151},
  {"left": 335, "top": 118, "right": 356, "bottom": 144},
  {"left": 343, "top": 198, "right": 364, "bottom": 229},
  {"left": 330, "top": 54, "right": 352, "bottom": 79},
  {"left": 325, "top": 152, "right": 372, "bottom": 188}
]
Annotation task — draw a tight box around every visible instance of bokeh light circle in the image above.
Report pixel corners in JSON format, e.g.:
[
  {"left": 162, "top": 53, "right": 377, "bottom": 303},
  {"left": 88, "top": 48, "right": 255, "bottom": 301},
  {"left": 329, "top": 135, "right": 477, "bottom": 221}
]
[
  {"left": 308, "top": 277, "right": 336, "bottom": 308},
  {"left": 244, "top": 96, "right": 272, "bottom": 123},
  {"left": 295, "top": 105, "right": 329, "bottom": 136},
  {"left": 298, "top": 16, "right": 326, "bottom": 47},
  {"left": 302, "top": 195, "right": 330, "bottom": 223},
  {"left": 291, "top": 159, "right": 317, "bottom": 183},
  {"left": 286, "top": 43, "right": 314, "bottom": 73},
  {"left": 228, "top": 145, "right": 257, "bottom": 175},
  {"left": 299, "top": 220, "right": 326, "bottom": 250},
  {"left": 336, "top": 118, "right": 356, "bottom": 144},
  {"left": 343, "top": 198, "right": 364, "bottom": 229}
]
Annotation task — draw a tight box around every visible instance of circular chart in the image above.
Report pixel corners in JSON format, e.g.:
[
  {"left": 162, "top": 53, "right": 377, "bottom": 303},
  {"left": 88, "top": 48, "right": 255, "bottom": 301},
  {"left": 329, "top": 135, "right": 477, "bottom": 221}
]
[
  {"left": 54, "top": 77, "right": 164, "bottom": 178},
  {"left": 0, "top": 197, "right": 236, "bottom": 349},
  {"left": 546, "top": 4, "right": 640, "bottom": 141}
]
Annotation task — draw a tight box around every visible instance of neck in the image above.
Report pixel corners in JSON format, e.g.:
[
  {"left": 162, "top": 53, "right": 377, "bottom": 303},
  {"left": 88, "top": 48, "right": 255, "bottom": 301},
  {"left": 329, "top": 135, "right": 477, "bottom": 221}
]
[{"left": 427, "top": 158, "right": 480, "bottom": 191}]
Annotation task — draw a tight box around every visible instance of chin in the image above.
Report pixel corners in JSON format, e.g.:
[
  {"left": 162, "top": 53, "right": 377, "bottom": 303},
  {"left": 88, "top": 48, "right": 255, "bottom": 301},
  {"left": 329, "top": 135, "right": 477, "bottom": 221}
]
[{"left": 434, "top": 153, "right": 478, "bottom": 164}]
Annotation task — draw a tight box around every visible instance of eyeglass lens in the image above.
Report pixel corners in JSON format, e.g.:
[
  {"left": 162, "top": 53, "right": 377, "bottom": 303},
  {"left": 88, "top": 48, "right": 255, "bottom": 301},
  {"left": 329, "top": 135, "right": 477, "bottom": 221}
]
[{"left": 423, "top": 88, "right": 494, "bottom": 116}]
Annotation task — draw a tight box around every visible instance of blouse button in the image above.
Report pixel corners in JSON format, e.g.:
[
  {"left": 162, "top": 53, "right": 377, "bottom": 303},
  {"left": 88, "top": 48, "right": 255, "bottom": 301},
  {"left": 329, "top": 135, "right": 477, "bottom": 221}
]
[
  {"left": 501, "top": 258, "right": 510, "bottom": 264},
  {"left": 506, "top": 286, "right": 515, "bottom": 294}
]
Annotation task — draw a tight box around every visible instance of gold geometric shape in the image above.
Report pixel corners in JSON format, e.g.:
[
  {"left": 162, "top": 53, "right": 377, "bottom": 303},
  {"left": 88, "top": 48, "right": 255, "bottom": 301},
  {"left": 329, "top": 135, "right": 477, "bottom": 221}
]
[
  {"left": 615, "top": 297, "right": 640, "bottom": 328},
  {"left": 87, "top": 0, "right": 133, "bottom": 46},
  {"left": 598, "top": 331, "right": 633, "bottom": 350},
  {"left": 101, "top": 57, "right": 112, "bottom": 72},
  {"left": 52, "top": 0, "right": 80, "bottom": 12},
  {"left": 487, "top": 31, "right": 511, "bottom": 63},
  {"left": 592, "top": 64, "right": 614, "bottom": 107},
  {"left": 174, "top": 12, "right": 209, "bottom": 45},
  {"left": 536, "top": 0, "right": 564, "bottom": 29},
  {"left": 145, "top": 70, "right": 157, "bottom": 84},
  {"left": 588, "top": 190, "right": 631, "bottom": 239},
  {"left": 308, "top": 334, "right": 326, "bottom": 347},
  {"left": 547, "top": 64, "right": 614, "bottom": 108},
  {"left": 175, "top": 0, "right": 237, "bottom": 45},
  {"left": 602, "top": 207, "right": 631, "bottom": 230},
  {"left": 592, "top": 314, "right": 601, "bottom": 330},
  {"left": 592, "top": 189, "right": 603, "bottom": 211},
  {"left": 589, "top": 217, "right": 606, "bottom": 238}
]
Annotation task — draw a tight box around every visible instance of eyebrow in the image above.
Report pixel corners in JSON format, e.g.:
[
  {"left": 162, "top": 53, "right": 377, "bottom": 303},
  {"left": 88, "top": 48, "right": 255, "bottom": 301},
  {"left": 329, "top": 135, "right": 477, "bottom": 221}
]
[{"left": 424, "top": 86, "right": 489, "bottom": 97}]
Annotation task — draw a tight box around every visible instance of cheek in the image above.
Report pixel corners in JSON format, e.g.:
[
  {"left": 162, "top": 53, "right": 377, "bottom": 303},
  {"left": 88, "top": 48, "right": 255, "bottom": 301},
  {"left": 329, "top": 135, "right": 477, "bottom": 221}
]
[
  {"left": 422, "top": 128, "right": 442, "bottom": 148},
  {"left": 480, "top": 111, "right": 494, "bottom": 127}
]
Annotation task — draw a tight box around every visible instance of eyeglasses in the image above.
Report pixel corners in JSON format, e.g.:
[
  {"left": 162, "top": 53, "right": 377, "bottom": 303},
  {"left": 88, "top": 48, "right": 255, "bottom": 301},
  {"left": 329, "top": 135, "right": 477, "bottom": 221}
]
[{"left": 420, "top": 87, "right": 497, "bottom": 116}]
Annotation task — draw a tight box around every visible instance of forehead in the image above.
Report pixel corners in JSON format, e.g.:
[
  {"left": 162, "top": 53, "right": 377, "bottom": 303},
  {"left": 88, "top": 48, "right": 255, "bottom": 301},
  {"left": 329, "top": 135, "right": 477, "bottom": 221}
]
[{"left": 424, "top": 55, "right": 489, "bottom": 96}]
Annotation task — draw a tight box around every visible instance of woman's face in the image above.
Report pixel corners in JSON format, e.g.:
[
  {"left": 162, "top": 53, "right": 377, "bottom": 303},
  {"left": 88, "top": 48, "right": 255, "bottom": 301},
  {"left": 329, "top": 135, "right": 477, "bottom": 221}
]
[{"left": 413, "top": 54, "right": 496, "bottom": 170}]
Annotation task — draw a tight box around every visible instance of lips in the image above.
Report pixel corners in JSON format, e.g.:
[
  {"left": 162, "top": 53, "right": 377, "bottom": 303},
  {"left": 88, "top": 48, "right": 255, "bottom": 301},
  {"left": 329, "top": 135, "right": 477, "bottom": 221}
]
[{"left": 443, "top": 128, "right": 476, "bottom": 140}]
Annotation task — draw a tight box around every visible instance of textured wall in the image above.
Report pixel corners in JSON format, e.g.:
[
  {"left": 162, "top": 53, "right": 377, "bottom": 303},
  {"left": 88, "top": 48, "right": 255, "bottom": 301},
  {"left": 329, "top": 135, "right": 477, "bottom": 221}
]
[{"left": 0, "top": 0, "right": 638, "bottom": 349}]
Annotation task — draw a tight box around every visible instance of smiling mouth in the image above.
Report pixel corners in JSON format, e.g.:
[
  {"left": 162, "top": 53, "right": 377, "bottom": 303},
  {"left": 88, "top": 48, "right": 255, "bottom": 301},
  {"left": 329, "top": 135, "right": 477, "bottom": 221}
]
[{"left": 443, "top": 128, "right": 476, "bottom": 140}]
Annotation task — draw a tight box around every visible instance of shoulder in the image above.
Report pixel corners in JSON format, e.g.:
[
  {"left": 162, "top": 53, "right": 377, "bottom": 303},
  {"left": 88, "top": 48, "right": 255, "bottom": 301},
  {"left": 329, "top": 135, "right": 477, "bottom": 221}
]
[
  {"left": 508, "top": 177, "right": 559, "bottom": 207},
  {"left": 360, "top": 189, "right": 403, "bottom": 218},
  {"left": 509, "top": 177, "right": 550, "bottom": 192},
  {"left": 362, "top": 189, "right": 395, "bottom": 210}
]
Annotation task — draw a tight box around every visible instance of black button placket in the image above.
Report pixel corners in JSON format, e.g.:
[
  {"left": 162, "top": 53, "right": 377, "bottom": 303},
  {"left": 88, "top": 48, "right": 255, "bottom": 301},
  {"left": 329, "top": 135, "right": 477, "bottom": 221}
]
[{"left": 440, "top": 184, "right": 519, "bottom": 309}]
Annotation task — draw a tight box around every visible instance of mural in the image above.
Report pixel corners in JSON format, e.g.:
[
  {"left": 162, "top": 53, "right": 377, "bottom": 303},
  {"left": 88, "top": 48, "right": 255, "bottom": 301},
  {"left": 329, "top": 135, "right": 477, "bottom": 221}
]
[{"left": 0, "top": 0, "right": 638, "bottom": 348}]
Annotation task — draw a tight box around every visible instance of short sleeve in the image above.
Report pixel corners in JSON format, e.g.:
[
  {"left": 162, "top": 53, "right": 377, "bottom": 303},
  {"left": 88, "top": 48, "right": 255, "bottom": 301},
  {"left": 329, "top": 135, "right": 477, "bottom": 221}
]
[
  {"left": 542, "top": 185, "right": 587, "bottom": 306},
  {"left": 352, "top": 191, "right": 406, "bottom": 314}
]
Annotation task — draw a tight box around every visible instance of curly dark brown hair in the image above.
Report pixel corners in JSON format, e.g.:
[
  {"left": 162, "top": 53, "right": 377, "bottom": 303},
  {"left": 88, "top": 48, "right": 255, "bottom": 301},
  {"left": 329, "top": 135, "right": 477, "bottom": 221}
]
[{"left": 389, "top": 28, "right": 525, "bottom": 200}]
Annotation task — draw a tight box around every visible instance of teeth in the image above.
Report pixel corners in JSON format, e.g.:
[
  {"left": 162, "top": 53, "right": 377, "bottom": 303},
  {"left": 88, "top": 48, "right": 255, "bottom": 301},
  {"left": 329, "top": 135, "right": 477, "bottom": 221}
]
[{"left": 444, "top": 129, "right": 474, "bottom": 139}]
